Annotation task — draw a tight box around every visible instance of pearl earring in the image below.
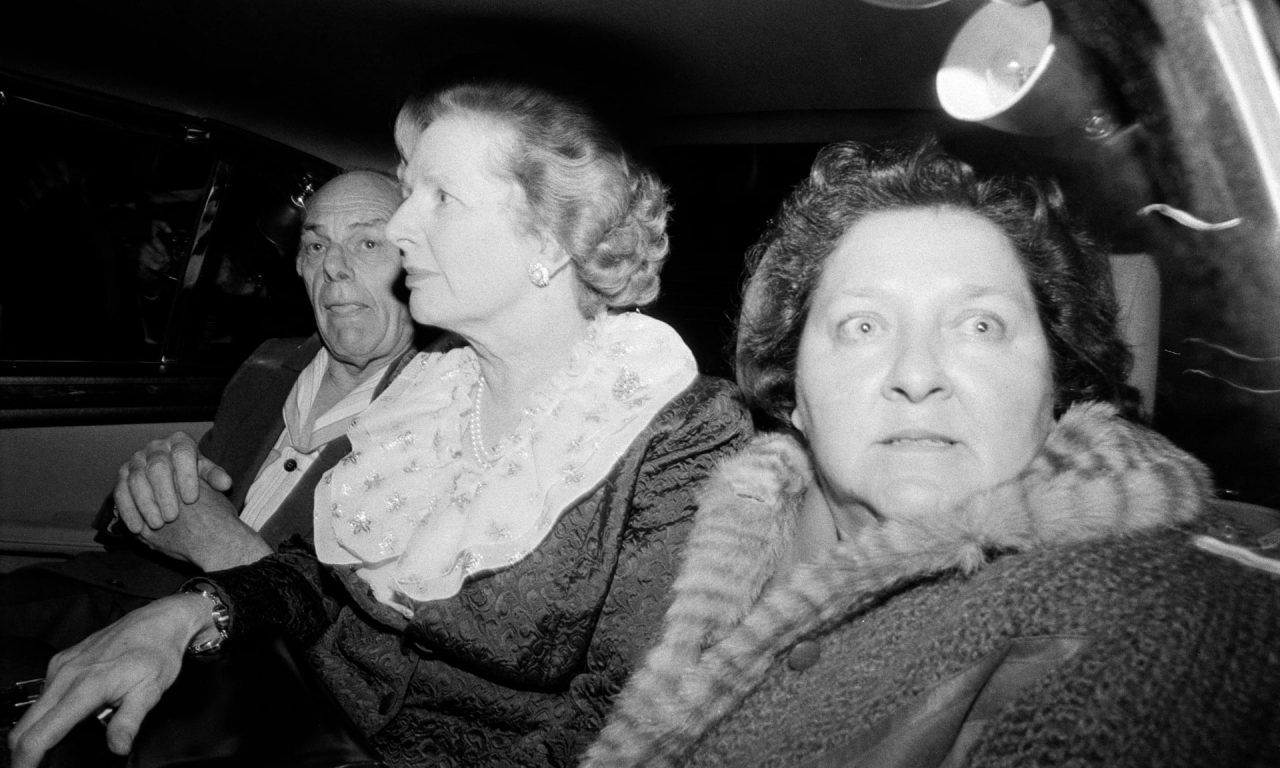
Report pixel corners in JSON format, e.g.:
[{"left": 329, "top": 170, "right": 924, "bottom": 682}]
[{"left": 527, "top": 261, "right": 551, "bottom": 288}]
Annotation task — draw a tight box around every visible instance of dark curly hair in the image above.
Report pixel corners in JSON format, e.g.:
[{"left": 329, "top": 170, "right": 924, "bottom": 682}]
[
  {"left": 396, "top": 81, "right": 670, "bottom": 317},
  {"left": 736, "top": 139, "right": 1138, "bottom": 430}
]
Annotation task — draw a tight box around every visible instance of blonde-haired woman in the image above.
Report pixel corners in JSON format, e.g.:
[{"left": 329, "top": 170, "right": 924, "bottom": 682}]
[{"left": 11, "top": 81, "right": 751, "bottom": 768}]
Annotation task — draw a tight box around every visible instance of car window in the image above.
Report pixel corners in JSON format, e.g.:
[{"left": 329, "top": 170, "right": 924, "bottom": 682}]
[
  {"left": 0, "top": 79, "right": 332, "bottom": 426},
  {"left": 0, "top": 98, "right": 211, "bottom": 363}
]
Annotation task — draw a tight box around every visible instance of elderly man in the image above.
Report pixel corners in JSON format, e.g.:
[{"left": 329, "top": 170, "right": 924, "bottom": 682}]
[{"left": 0, "top": 170, "right": 426, "bottom": 649}]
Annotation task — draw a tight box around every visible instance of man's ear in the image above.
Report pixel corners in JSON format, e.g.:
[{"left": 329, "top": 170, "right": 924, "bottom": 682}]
[{"left": 295, "top": 256, "right": 304, "bottom": 278}]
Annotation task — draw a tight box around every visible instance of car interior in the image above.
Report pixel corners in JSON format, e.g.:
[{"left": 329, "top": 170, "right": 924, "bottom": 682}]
[
  {"left": 0, "top": 0, "right": 1278, "bottom": 759},
  {"left": 2, "top": 0, "right": 1278, "bottom": 577},
  {"left": 7, "top": 0, "right": 1279, "bottom": 537}
]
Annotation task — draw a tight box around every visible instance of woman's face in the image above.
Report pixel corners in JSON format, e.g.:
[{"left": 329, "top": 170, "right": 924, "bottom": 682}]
[
  {"left": 387, "top": 112, "right": 543, "bottom": 332},
  {"left": 792, "top": 206, "right": 1055, "bottom": 526}
]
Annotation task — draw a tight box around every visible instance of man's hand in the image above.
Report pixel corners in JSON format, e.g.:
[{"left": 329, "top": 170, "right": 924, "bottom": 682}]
[
  {"left": 138, "top": 479, "right": 272, "bottom": 572},
  {"left": 7, "top": 594, "right": 211, "bottom": 768},
  {"left": 114, "top": 431, "right": 233, "bottom": 533}
]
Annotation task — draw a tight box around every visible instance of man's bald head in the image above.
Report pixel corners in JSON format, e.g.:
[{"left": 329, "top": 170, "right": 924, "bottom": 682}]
[
  {"left": 296, "top": 169, "right": 413, "bottom": 380},
  {"left": 306, "top": 170, "right": 402, "bottom": 221}
]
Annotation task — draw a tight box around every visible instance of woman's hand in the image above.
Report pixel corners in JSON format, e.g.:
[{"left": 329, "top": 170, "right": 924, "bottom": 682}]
[
  {"left": 6, "top": 593, "right": 212, "bottom": 768},
  {"left": 114, "top": 431, "right": 234, "bottom": 532}
]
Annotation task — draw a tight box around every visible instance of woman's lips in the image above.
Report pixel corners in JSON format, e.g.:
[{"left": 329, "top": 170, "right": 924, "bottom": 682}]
[
  {"left": 404, "top": 270, "right": 437, "bottom": 289},
  {"left": 880, "top": 430, "right": 957, "bottom": 449}
]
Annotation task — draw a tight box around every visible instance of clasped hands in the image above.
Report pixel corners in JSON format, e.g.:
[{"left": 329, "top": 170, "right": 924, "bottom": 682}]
[{"left": 113, "top": 431, "right": 270, "bottom": 571}]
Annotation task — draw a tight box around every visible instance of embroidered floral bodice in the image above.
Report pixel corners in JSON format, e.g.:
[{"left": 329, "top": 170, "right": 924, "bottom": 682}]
[{"left": 314, "top": 312, "right": 698, "bottom": 610}]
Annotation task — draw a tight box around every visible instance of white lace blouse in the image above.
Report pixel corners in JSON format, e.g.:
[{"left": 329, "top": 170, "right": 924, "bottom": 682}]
[{"left": 313, "top": 312, "right": 698, "bottom": 612}]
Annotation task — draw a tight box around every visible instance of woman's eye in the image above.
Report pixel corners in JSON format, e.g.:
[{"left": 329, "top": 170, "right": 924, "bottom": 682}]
[
  {"left": 836, "top": 315, "right": 885, "bottom": 341},
  {"left": 303, "top": 241, "right": 325, "bottom": 256},
  {"left": 960, "top": 313, "right": 1007, "bottom": 339},
  {"left": 361, "top": 239, "right": 380, "bottom": 251}
]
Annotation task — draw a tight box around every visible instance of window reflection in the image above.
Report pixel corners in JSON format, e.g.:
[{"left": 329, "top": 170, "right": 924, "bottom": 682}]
[{"left": 0, "top": 99, "right": 316, "bottom": 370}]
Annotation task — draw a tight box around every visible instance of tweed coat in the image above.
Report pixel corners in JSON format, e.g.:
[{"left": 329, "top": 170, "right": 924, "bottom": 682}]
[{"left": 586, "top": 402, "right": 1280, "bottom": 768}]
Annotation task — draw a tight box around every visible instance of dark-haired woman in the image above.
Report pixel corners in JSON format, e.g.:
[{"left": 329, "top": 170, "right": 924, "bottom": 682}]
[{"left": 586, "top": 140, "right": 1280, "bottom": 767}]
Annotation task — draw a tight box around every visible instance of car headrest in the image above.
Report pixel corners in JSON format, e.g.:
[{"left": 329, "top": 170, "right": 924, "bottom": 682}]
[{"left": 1110, "top": 253, "right": 1161, "bottom": 418}]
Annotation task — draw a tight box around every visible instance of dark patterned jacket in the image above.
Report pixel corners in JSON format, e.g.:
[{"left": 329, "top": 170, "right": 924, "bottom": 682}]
[
  {"left": 586, "top": 402, "right": 1280, "bottom": 768},
  {"left": 209, "top": 375, "right": 754, "bottom": 767}
]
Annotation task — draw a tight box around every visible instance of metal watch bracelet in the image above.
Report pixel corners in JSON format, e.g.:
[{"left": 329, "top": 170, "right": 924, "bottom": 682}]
[{"left": 183, "top": 582, "right": 231, "bottom": 654}]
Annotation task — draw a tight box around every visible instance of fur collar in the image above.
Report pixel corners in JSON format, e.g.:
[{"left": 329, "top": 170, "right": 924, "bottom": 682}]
[{"left": 584, "top": 402, "right": 1212, "bottom": 768}]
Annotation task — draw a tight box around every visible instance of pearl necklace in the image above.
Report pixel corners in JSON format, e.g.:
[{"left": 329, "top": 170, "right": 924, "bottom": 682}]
[{"left": 468, "top": 375, "right": 499, "bottom": 468}]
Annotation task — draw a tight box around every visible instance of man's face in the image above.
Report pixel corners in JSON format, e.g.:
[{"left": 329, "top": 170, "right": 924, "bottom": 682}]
[{"left": 296, "top": 172, "right": 414, "bottom": 373}]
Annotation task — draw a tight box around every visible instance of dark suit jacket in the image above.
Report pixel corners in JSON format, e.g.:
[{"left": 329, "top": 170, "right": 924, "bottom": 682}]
[
  {"left": 199, "top": 335, "right": 342, "bottom": 551},
  {"left": 57, "top": 336, "right": 416, "bottom": 598}
]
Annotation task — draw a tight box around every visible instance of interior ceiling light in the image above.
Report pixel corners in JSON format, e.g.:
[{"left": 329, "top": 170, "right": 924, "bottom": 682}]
[{"left": 936, "top": 1, "right": 1119, "bottom": 137}]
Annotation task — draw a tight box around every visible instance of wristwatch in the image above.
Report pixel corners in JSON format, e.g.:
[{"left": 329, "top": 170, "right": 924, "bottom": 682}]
[{"left": 182, "top": 580, "right": 231, "bottom": 655}]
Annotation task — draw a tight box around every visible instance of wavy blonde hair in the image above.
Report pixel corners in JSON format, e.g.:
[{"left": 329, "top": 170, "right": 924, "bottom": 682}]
[{"left": 397, "top": 81, "right": 670, "bottom": 316}]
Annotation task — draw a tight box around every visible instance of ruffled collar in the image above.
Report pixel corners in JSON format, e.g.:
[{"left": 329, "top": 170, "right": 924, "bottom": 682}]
[{"left": 314, "top": 312, "right": 698, "bottom": 612}]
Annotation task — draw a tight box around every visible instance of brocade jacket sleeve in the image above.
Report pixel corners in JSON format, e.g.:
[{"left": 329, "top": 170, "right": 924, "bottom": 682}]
[{"left": 205, "top": 376, "right": 753, "bottom": 766}]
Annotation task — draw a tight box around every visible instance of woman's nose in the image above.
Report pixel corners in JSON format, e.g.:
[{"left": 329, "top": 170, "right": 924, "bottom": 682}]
[
  {"left": 882, "top": 331, "right": 951, "bottom": 403},
  {"left": 386, "top": 203, "right": 415, "bottom": 253}
]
